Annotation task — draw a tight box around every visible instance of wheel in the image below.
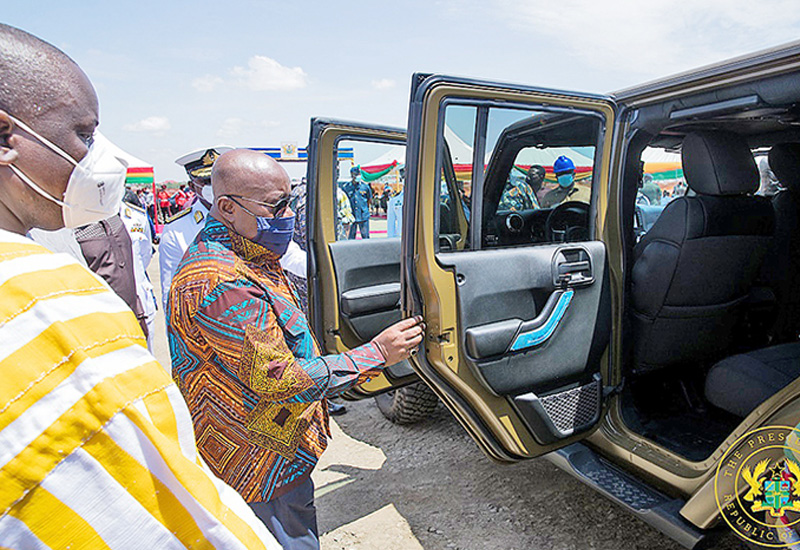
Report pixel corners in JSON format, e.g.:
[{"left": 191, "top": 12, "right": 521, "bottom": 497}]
[
  {"left": 374, "top": 382, "right": 439, "bottom": 425},
  {"left": 544, "top": 200, "right": 590, "bottom": 242}
]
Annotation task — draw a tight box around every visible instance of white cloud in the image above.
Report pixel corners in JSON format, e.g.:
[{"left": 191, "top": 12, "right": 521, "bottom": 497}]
[
  {"left": 371, "top": 78, "right": 396, "bottom": 90},
  {"left": 230, "top": 55, "right": 308, "bottom": 91},
  {"left": 123, "top": 116, "right": 171, "bottom": 134},
  {"left": 192, "top": 74, "right": 223, "bottom": 92},
  {"left": 491, "top": 0, "right": 800, "bottom": 80}
]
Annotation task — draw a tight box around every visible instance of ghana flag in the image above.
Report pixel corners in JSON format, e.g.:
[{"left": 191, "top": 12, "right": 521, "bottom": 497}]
[{"left": 126, "top": 166, "right": 154, "bottom": 186}]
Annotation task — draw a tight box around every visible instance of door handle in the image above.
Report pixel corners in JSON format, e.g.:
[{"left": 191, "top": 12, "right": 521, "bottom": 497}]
[
  {"left": 558, "top": 260, "right": 591, "bottom": 275},
  {"left": 552, "top": 247, "right": 594, "bottom": 287}
]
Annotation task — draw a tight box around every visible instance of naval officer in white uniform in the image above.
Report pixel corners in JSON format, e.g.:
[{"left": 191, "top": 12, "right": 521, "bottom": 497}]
[
  {"left": 159, "top": 146, "right": 231, "bottom": 309},
  {"left": 159, "top": 146, "right": 307, "bottom": 310},
  {"left": 120, "top": 190, "right": 158, "bottom": 350}
]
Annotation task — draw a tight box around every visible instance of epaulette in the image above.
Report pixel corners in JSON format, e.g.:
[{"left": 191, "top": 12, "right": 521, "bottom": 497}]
[
  {"left": 123, "top": 201, "right": 145, "bottom": 213},
  {"left": 165, "top": 208, "right": 192, "bottom": 224}
]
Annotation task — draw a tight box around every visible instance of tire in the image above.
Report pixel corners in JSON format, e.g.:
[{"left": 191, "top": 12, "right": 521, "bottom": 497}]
[{"left": 374, "top": 382, "right": 439, "bottom": 425}]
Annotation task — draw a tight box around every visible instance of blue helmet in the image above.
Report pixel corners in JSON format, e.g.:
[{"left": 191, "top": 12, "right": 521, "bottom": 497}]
[
  {"left": 350, "top": 166, "right": 361, "bottom": 176},
  {"left": 553, "top": 155, "right": 575, "bottom": 175}
]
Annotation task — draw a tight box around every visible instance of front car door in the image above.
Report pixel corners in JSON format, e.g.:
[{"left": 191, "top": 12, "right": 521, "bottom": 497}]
[
  {"left": 403, "top": 75, "right": 617, "bottom": 461},
  {"left": 306, "top": 118, "right": 417, "bottom": 397}
]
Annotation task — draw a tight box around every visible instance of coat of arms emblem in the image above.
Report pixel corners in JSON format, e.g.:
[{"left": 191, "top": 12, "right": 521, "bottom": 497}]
[{"left": 743, "top": 458, "right": 800, "bottom": 517}]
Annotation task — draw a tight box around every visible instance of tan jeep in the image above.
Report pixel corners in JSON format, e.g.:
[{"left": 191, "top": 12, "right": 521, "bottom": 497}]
[{"left": 306, "top": 40, "right": 800, "bottom": 548}]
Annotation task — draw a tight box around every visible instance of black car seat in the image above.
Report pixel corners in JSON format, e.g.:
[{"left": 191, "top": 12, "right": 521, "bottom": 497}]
[
  {"left": 763, "top": 143, "right": 800, "bottom": 342},
  {"left": 705, "top": 341, "right": 800, "bottom": 417},
  {"left": 630, "top": 131, "right": 774, "bottom": 373}
]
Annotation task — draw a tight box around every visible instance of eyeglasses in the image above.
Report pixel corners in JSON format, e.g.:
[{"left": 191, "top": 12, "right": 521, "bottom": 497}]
[{"left": 222, "top": 194, "right": 291, "bottom": 218}]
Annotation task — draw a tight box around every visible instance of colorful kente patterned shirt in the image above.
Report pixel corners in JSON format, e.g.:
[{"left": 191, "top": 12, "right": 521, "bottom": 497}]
[
  {"left": 498, "top": 179, "right": 539, "bottom": 211},
  {"left": 167, "top": 217, "right": 386, "bottom": 503}
]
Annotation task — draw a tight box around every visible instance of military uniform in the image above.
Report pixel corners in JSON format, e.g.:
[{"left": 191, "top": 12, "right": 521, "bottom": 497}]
[
  {"left": 342, "top": 177, "right": 372, "bottom": 239},
  {"left": 159, "top": 198, "right": 209, "bottom": 309},
  {"left": 120, "top": 201, "right": 158, "bottom": 350}
]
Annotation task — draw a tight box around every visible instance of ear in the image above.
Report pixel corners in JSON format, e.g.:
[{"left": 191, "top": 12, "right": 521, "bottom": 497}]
[
  {"left": 0, "top": 111, "right": 20, "bottom": 166},
  {"left": 216, "top": 195, "right": 236, "bottom": 221}
]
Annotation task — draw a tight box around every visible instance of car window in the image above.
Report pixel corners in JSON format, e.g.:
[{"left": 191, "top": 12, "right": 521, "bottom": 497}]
[
  {"left": 473, "top": 106, "right": 601, "bottom": 249},
  {"left": 634, "top": 146, "right": 685, "bottom": 240},
  {"left": 437, "top": 105, "right": 475, "bottom": 251},
  {"left": 435, "top": 104, "right": 604, "bottom": 250},
  {"left": 333, "top": 139, "right": 406, "bottom": 240}
]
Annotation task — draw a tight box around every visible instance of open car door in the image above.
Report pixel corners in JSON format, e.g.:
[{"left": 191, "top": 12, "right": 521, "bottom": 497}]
[
  {"left": 403, "top": 75, "right": 617, "bottom": 461},
  {"left": 306, "top": 118, "right": 418, "bottom": 398}
]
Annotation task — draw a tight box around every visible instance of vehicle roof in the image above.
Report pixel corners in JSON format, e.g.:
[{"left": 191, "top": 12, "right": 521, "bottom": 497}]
[{"left": 613, "top": 39, "right": 800, "bottom": 105}]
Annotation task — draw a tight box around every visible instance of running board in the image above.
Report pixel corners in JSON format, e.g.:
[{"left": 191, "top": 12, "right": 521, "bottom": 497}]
[{"left": 546, "top": 443, "right": 706, "bottom": 549}]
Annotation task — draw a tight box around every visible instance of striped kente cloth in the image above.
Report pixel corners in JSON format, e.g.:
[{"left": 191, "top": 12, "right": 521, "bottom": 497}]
[{"left": 0, "top": 229, "right": 279, "bottom": 549}]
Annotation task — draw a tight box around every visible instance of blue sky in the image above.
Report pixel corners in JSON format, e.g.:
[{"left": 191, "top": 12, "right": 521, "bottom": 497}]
[{"left": 5, "top": 0, "right": 800, "bottom": 180}]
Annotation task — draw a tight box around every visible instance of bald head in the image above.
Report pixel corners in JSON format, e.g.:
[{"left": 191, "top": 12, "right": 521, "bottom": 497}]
[
  {"left": 210, "top": 150, "right": 293, "bottom": 240},
  {"left": 211, "top": 149, "right": 290, "bottom": 199},
  {"left": 0, "top": 24, "right": 93, "bottom": 123}
]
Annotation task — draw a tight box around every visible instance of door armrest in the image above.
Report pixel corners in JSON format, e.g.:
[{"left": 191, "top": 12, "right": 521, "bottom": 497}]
[{"left": 340, "top": 283, "right": 401, "bottom": 317}]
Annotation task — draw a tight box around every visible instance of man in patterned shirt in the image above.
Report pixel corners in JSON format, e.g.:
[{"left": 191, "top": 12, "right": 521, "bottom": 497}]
[
  {"left": 498, "top": 164, "right": 545, "bottom": 211},
  {"left": 167, "top": 149, "right": 424, "bottom": 549}
]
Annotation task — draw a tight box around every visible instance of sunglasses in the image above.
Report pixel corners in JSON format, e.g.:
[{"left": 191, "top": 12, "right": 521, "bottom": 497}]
[{"left": 223, "top": 194, "right": 291, "bottom": 218}]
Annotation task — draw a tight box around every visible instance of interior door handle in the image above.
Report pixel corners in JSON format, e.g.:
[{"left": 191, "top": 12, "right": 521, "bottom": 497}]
[
  {"left": 552, "top": 247, "right": 594, "bottom": 287},
  {"left": 558, "top": 260, "right": 591, "bottom": 275}
]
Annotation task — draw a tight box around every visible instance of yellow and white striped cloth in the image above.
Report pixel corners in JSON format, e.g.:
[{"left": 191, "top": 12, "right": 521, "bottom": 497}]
[{"left": 0, "top": 230, "right": 280, "bottom": 550}]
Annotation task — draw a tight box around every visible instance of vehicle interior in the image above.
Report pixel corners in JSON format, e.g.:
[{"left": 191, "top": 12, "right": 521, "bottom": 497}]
[{"left": 616, "top": 73, "right": 800, "bottom": 461}]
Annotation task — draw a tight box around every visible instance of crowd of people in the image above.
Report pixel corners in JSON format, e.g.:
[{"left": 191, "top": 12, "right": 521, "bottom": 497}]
[{"left": 0, "top": 23, "right": 425, "bottom": 550}]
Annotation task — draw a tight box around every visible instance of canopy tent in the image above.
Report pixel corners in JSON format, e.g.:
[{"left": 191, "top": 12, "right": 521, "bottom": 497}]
[
  {"left": 641, "top": 147, "right": 684, "bottom": 189},
  {"left": 354, "top": 145, "right": 407, "bottom": 193},
  {"left": 361, "top": 145, "right": 406, "bottom": 170},
  {"left": 101, "top": 135, "right": 155, "bottom": 187}
]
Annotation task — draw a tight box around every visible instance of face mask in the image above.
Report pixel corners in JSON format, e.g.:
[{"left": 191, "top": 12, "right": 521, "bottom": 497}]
[
  {"left": 557, "top": 173, "right": 574, "bottom": 188},
  {"left": 7, "top": 117, "right": 127, "bottom": 228},
  {"left": 201, "top": 184, "right": 215, "bottom": 205},
  {"left": 252, "top": 214, "right": 295, "bottom": 257}
]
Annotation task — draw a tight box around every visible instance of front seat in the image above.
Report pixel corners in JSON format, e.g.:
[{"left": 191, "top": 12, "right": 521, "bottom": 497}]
[
  {"left": 763, "top": 143, "right": 800, "bottom": 342},
  {"left": 630, "top": 131, "right": 774, "bottom": 373}
]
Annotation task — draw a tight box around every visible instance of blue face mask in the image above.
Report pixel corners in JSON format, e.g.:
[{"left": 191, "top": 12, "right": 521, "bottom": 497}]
[
  {"left": 557, "top": 173, "right": 574, "bottom": 188},
  {"left": 253, "top": 214, "right": 296, "bottom": 257}
]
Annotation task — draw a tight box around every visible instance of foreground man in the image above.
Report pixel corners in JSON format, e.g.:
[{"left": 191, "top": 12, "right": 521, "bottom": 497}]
[
  {"left": 168, "top": 149, "right": 424, "bottom": 549},
  {"left": 0, "top": 24, "right": 279, "bottom": 549}
]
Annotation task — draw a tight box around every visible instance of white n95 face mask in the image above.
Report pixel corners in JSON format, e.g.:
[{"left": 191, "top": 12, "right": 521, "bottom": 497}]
[
  {"left": 201, "top": 184, "right": 215, "bottom": 205},
  {"left": 7, "top": 116, "right": 127, "bottom": 228}
]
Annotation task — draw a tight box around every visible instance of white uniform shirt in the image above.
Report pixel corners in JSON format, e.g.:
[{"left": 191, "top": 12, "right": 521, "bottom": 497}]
[
  {"left": 159, "top": 199, "right": 307, "bottom": 310},
  {"left": 120, "top": 202, "right": 157, "bottom": 351},
  {"left": 387, "top": 192, "right": 403, "bottom": 238}
]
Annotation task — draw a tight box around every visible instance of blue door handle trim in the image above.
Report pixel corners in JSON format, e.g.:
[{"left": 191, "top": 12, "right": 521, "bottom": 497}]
[{"left": 509, "top": 289, "right": 574, "bottom": 352}]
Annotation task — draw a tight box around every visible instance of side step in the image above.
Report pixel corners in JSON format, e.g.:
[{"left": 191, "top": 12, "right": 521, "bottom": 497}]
[{"left": 545, "top": 443, "right": 706, "bottom": 549}]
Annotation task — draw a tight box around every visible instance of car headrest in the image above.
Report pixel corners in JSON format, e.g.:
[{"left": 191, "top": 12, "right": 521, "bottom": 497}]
[
  {"left": 681, "top": 131, "right": 758, "bottom": 196},
  {"left": 769, "top": 143, "right": 800, "bottom": 193}
]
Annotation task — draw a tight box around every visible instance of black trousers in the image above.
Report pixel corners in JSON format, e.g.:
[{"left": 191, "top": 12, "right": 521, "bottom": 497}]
[{"left": 248, "top": 478, "right": 319, "bottom": 550}]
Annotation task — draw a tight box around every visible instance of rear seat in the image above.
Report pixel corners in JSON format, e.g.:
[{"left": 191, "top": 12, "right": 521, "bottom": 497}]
[{"left": 705, "top": 342, "right": 800, "bottom": 417}]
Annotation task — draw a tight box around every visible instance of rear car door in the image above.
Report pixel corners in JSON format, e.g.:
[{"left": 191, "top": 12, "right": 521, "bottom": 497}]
[
  {"left": 403, "top": 75, "right": 617, "bottom": 461},
  {"left": 306, "top": 119, "right": 417, "bottom": 397}
]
